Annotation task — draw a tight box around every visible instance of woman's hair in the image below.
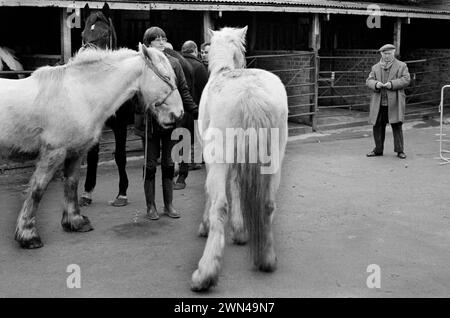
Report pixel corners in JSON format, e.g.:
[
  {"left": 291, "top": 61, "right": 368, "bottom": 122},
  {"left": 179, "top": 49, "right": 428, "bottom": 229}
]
[
  {"left": 200, "top": 42, "right": 211, "bottom": 50},
  {"left": 143, "top": 27, "right": 167, "bottom": 46}
]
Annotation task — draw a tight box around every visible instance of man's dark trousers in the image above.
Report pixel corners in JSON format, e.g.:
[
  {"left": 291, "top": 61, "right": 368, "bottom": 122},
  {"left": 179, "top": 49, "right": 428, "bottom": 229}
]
[
  {"left": 84, "top": 120, "right": 129, "bottom": 196},
  {"left": 373, "top": 106, "right": 404, "bottom": 154},
  {"left": 178, "top": 112, "right": 195, "bottom": 181}
]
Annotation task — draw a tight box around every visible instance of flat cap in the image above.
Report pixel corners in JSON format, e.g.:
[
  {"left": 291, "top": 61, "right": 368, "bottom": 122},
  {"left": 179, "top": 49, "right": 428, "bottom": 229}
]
[{"left": 379, "top": 44, "right": 396, "bottom": 52}]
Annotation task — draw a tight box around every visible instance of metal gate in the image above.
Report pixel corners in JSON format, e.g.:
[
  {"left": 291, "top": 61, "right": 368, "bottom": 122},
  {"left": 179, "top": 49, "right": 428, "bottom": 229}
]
[
  {"left": 246, "top": 51, "right": 318, "bottom": 129},
  {"left": 317, "top": 54, "right": 450, "bottom": 116}
]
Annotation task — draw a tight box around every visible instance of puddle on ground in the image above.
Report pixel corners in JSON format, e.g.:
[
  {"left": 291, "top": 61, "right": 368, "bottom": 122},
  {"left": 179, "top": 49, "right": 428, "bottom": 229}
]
[
  {"left": 109, "top": 216, "right": 171, "bottom": 239},
  {"left": 413, "top": 118, "right": 440, "bottom": 128}
]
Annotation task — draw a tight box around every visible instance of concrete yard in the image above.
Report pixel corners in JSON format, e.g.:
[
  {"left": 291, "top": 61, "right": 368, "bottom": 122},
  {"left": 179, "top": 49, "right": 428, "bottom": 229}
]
[{"left": 1, "top": 118, "right": 449, "bottom": 298}]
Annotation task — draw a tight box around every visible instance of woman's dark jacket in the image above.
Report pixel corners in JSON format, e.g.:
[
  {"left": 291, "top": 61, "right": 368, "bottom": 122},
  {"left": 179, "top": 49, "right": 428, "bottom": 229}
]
[{"left": 134, "top": 52, "right": 198, "bottom": 138}]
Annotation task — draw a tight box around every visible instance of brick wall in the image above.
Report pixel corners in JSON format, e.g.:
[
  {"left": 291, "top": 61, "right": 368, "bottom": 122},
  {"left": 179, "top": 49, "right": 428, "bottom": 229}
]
[
  {"left": 319, "top": 49, "right": 379, "bottom": 110},
  {"left": 319, "top": 48, "right": 450, "bottom": 111},
  {"left": 403, "top": 48, "right": 450, "bottom": 106},
  {"left": 248, "top": 50, "right": 315, "bottom": 124}
]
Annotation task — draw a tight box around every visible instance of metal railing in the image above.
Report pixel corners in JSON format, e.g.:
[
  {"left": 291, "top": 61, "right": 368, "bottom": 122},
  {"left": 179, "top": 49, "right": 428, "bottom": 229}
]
[
  {"left": 317, "top": 55, "right": 450, "bottom": 116},
  {"left": 246, "top": 51, "right": 318, "bottom": 129},
  {"left": 437, "top": 85, "right": 450, "bottom": 165}
]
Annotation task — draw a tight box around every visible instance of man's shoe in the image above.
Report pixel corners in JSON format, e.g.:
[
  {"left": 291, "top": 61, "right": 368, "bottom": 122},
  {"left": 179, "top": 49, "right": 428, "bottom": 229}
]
[
  {"left": 110, "top": 195, "right": 128, "bottom": 207},
  {"left": 189, "top": 163, "right": 202, "bottom": 171},
  {"left": 397, "top": 152, "right": 407, "bottom": 159},
  {"left": 173, "top": 181, "right": 186, "bottom": 190},
  {"left": 173, "top": 176, "right": 186, "bottom": 190},
  {"left": 366, "top": 151, "right": 383, "bottom": 157},
  {"left": 79, "top": 192, "right": 93, "bottom": 207}
]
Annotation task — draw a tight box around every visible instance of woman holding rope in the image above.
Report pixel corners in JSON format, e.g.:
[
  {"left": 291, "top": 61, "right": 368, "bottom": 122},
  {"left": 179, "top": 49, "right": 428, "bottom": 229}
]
[{"left": 135, "top": 26, "right": 198, "bottom": 220}]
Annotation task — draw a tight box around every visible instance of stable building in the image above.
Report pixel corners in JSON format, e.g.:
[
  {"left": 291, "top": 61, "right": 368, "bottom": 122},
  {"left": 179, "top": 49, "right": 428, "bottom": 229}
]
[{"left": 1, "top": 0, "right": 450, "bottom": 136}]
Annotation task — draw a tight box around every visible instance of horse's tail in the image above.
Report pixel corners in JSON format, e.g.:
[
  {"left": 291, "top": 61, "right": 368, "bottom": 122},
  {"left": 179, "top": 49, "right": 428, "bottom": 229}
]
[{"left": 233, "top": 92, "right": 274, "bottom": 266}]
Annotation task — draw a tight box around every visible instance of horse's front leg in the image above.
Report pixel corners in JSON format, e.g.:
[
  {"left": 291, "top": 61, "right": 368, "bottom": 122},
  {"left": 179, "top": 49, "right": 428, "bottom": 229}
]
[
  {"left": 191, "top": 164, "right": 228, "bottom": 292},
  {"left": 61, "top": 154, "right": 94, "bottom": 232},
  {"left": 15, "top": 147, "right": 67, "bottom": 249}
]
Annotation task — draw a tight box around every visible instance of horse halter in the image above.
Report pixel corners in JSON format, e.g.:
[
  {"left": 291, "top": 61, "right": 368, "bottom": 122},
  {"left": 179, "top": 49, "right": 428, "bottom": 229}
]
[{"left": 140, "top": 52, "right": 178, "bottom": 107}]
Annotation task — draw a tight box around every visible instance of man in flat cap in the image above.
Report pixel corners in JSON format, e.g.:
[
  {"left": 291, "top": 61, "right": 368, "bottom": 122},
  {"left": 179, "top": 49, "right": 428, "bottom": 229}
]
[{"left": 366, "top": 44, "right": 411, "bottom": 159}]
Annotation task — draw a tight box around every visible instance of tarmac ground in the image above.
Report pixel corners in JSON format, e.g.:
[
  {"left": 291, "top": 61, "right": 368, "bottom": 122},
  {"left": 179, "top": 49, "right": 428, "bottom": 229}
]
[{"left": 1, "top": 118, "right": 449, "bottom": 297}]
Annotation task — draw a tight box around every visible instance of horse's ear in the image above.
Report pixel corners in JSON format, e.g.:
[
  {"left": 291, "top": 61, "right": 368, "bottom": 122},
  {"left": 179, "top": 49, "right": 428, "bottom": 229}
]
[
  {"left": 102, "top": 2, "right": 111, "bottom": 18},
  {"left": 138, "top": 42, "right": 145, "bottom": 55},
  {"left": 83, "top": 3, "right": 90, "bottom": 17},
  {"left": 208, "top": 28, "right": 215, "bottom": 39},
  {"left": 240, "top": 26, "right": 248, "bottom": 40},
  {"left": 139, "top": 42, "right": 151, "bottom": 61}
]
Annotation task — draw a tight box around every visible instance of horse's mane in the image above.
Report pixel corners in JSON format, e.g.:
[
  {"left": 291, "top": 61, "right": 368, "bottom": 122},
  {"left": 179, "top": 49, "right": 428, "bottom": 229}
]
[
  {"left": 209, "top": 27, "right": 246, "bottom": 74},
  {"left": 30, "top": 48, "right": 140, "bottom": 108},
  {"left": 31, "top": 47, "right": 175, "bottom": 108},
  {"left": 32, "top": 47, "right": 174, "bottom": 85},
  {"left": 32, "top": 48, "right": 138, "bottom": 83}
]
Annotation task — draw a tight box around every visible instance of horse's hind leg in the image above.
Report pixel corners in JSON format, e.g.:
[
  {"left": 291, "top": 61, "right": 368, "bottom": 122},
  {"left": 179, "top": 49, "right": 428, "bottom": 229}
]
[
  {"left": 191, "top": 164, "right": 228, "bottom": 292},
  {"left": 198, "top": 196, "right": 210, "bottom": 237},
  {"left": 256, "top": 172, "right": 280, "bottom": 272},
  {"left": 15, "top": 147, "right": 67, "bottom": 249},
  {"left": 61, "top": 154, "right": 94, "bottom": 232},
  {"left": 229, "top": 168, "right": 247, "bottom": 245},
  {"left": 198, "top": 163, "right": 210, "bottom": 237}
]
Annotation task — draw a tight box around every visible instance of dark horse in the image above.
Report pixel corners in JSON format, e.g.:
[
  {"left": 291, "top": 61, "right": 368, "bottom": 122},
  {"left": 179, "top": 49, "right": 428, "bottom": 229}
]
[{"left": 79, "top": 3, "right": 135, "bottom": 207}]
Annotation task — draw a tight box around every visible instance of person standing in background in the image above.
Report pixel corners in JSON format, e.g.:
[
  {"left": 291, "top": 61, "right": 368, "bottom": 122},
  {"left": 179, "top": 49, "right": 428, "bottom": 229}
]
[
  {"left": 200, "top": 42, "right": 211, "bottom": 69},
  {"left": 366, "top": 44, "right": 410, "bottom": 159},
  {"left": 171, "top": 40, "right": 209, "bottom": 190}
]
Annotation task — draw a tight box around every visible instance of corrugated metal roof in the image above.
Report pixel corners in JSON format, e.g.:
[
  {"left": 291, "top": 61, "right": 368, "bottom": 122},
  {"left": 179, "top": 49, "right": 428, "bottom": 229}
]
[
  {"left": 2, "top": 0, "right": 450, "bottom": 16},
  {"left": 105, "top": 0, "right": 450, "bottom": 14}
]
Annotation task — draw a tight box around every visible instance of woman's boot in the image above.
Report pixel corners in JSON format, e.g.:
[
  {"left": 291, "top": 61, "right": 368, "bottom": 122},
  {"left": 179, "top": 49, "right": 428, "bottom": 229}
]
[
  {"left": 162, "top": 166, "right": 180, "bottom": 218},
  {"left": 144, "top": 167, "right": 159, "bottom": 220}
]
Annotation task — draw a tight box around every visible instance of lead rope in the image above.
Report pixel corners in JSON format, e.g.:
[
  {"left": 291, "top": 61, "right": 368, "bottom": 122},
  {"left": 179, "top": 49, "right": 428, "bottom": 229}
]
[{"left": 143, "top": 112, "right": 148, "bottom": 181}]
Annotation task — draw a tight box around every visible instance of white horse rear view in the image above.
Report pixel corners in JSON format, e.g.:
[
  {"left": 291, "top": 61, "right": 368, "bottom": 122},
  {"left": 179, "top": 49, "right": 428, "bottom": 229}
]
[{"left": 192, "top": 27, "right": 288, "bottom": 291}]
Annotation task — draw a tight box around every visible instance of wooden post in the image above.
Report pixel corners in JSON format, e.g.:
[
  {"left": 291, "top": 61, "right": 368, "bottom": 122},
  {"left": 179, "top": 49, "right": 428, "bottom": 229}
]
[
  {"left": 310, "top": 13, "right": 321, "bottom": 51},
  {"left": 249, "top": 13, "right": 257, "bottom": 52},
  {"left": 312, "top": 52, "right": 319, "bottom": 131},
  {"left": 60, "top": 8, "right": 72, "bottom": 64},
  {"left": 202, "top": 11, "right": 214, "bottom": 44},
  {"left": 310, "top": 14, "right": 321, "bottom": 130},
  {"left": 394, "top": 17, "right": 402, "bottom": 57}
]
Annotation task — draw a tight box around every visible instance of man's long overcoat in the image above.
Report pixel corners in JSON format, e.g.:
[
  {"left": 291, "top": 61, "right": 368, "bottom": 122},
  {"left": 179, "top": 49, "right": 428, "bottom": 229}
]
[{"left": 366, "top": 59, "right": 411, "bottom": 125}]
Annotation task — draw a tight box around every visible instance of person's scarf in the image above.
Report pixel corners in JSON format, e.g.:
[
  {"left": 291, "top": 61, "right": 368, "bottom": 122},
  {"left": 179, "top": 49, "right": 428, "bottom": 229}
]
[{"left": 380, "top": 56, "right": 395, "bottom": 70}]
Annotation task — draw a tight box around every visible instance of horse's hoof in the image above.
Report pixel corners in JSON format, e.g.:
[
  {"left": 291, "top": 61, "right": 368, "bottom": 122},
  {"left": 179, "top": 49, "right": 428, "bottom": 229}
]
[
  {"left": 232, "top": 237, "right": 247, "bottom": 245},
  {"left": 190, "top": 269, "right": 218, "bottom": 292},
  {"left": 18, "top": 236, "right": 43, "bottom": 249},
  {"left": 62, "top": 215, "right": 94, "bottom": 232},
  {"left": 232, "top": 230, "right": 248, "bottom": 245},
  {"left": 77, "top": 218, "right": 94, "bottom": 232},
  {"left": 198, "top": 222, "right": 209, "bottom": 238},
  {"left": 256, "top": 256, "right": 277, "bottom": 273}
]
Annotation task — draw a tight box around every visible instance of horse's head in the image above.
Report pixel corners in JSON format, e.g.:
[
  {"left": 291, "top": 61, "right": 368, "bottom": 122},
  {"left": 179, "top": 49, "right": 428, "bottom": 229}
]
[
  {"left": 82, "top": 3, "right": 117, "bottom": 50},
  {"left": 138, "top": 43, "right": 184, "bottom": 129},
  {"left": 209, "top": 26, "right": 248, "bottom": 72}
]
